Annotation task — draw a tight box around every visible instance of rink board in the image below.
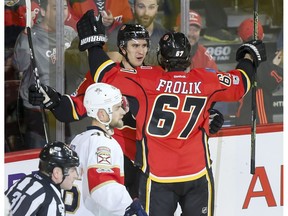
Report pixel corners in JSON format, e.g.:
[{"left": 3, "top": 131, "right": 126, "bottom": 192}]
[{"left": 5, "top": 125, "right": 283, "bottom": 216}]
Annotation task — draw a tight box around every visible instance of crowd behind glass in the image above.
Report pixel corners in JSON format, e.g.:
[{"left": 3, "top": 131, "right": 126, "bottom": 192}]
[{"left": 4, "top": 0, "right": 283, "bottom": 152}]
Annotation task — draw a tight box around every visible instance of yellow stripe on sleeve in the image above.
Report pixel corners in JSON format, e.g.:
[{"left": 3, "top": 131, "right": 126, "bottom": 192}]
[{"left": 93, "top": 60, "right": 115, "bottom": 82}]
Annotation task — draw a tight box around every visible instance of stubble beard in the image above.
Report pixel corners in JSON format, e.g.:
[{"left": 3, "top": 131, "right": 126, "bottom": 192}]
[
  {"left": 110, "top": 119, "right": 124, "bottom": 129},
  {"left": 136, "top": 14, "right": 155, "bottom": 28}
]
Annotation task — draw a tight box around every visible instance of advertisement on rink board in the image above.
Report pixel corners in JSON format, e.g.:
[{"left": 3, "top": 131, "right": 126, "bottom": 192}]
[
  {"left": 5, "top": 131, "right": 283, "bottom": 216},
  {"left": 205, "top": 42, "right": 277, "bottom": 64}
]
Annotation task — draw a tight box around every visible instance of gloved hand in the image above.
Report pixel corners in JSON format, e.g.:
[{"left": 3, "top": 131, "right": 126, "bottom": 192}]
[
  {"left": 28, "top": 84, "right": 60, "bottom": 109},
  {"left": 124, "top": 199, "right": 147, "bottom": 216},
  {"left": 236, "top": 40, "right": 267, "bottom": 67},
  {"left": 77, "top": 9, "right": 107, "bottom": 51},
  {"left": 209, "top": 109, "right": 224, "bottom": 134}
]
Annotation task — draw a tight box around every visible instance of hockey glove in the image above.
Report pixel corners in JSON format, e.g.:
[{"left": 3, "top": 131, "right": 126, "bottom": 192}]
[
  {"left": 236, "top": 40, "right": 266, "bottom": 67},
  {"left": 28, "top": 84, "right": 60, "bottom": 109},
  {"left": 124, "top": 199, "right": 148, "bottom": 216},
  {"left": 209, "top": 109, "right": 224, "bottom": 134},
  {"left": 77, "top": 9, "right": 107, "bottom": 51}
]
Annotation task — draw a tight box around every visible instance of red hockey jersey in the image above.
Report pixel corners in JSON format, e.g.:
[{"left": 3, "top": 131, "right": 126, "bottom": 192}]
[
  {"left": 59, "top": 48, "right": 251, "bottom": 183},
  {"left": 84, "top": 49, "right": 250, "bottom": 183}
]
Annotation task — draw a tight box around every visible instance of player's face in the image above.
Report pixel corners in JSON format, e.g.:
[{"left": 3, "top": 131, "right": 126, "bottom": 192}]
[
  {"left": 60, "top": 167, "right": 78, "bottom": 190},
  {"left": 41, "top": 0, "right": 68, "bottom": 32},
  {"left": 134, "top": 0, "right": 159, "bottom": 28},
  {"left": 125, "top": 39, "right": 148, "bottom": 66},
  {"left": 187, "top": 25, "right": 201, "bottom": 46},
  {"left": 110, "top": 102, "right": 126, "bottom": 129}
]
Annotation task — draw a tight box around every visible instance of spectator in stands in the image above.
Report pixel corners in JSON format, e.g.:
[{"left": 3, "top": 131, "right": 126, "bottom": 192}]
[
  {"left": 202, "top": 0, "right": 239, "bottom": 43},
  {"left": 66, "top": 0, "right": 134, "bottom": 31},
  {"left": 176, "top": 10, "right": 218, "bottom": 70},
  {"left": 134, "top": 0, "right": 168, "bottom": 65},
  {"left": 235, "top": 18, "right": 283, "bottom": 125},
  {"left": 5, "top": 48, "right": 19, "bottom": 80},
  {"left": 163, "top": 0, "right": 239, "bottom": 43},
  {"left": 176, "top": 10, "right": 238, "bottom": 126},
  {"left": 13, "top": 0, "right": 77, "bottom": 148},
  {"left": 5, "top": 0, "right": 40, "bottom": 48}
]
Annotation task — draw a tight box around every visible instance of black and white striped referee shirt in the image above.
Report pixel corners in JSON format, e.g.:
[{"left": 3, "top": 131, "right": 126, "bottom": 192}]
[{"left": 5, "top": 171, "right": 65, "bottom": 216}]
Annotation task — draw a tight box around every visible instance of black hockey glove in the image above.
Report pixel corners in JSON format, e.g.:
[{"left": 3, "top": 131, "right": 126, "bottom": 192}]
[
  {"left": 28, "top": 84, "right": 60, "bottom": 109},
  {"left": 209, "top": 109, "right": 224, "bottom": 134},
  {"left": 124, "top": 199, "right": 148, "bottom": 216},
  {"left": 77, "top": 9, "right": 107, "bottom": 51},
  {"left": 236, "top": 40, "right": 266, "bottom": 68}
]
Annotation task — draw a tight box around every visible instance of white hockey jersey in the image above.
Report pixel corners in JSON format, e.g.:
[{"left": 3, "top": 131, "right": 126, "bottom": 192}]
[{"left": 70, "top": 126, "right": 132, "bottom": 216}]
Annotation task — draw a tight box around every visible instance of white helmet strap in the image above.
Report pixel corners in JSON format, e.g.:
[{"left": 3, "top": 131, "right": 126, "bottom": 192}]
[{"left": 95, "top": 108, "right": 114, "bottom": 135}]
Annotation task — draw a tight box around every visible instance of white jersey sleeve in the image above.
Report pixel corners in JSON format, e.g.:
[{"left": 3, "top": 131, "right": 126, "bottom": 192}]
[{"left": 71, "top": 127, "right": 132, "bottom": 216}]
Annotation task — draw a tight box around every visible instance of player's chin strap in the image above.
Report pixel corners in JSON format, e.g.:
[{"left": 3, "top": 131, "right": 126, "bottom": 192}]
[
  {"left": 123, "top": 53, "right": 138, "bottom": 69},
  {"left": 95, "top": 113, "right": 114, "bottom": 136},
  {"left": 57, "top": 167, "right": 70, "bottom": 185}
]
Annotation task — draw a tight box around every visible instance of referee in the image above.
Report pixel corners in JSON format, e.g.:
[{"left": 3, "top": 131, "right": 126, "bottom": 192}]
[{"left": 5, "top": 141, "right": 79, "bottom": 216}]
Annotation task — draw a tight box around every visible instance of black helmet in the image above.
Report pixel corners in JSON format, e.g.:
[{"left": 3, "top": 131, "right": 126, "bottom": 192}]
[
  {"left": 117, "top": 24, "right": 150, "bottom": 55},
  {"left": 157, "top": 32, "right": 191, "bottom": 70},
  {"left": 39, "top": 141, "right": 79, "bottom": 176}
]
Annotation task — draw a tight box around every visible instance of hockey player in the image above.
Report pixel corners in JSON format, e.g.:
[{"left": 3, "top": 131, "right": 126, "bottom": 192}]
[
  {"left": 28, "top": 18, "right": 223, "bottom": 201},
  {"left": 5, "top": 141, "right": 80, "bottom": 216},
  {"left": 29, "top": 23, "right": 150, "bottom": 198},
  {"left": 67, "top": 10, "right": 266, "bottom": 215},
  {"left": 70, "top": 82, "right": 147, "bottom": 216}
]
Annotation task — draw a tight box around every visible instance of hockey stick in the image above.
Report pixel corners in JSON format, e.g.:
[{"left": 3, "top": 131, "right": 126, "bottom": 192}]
[
  {"left": 25, "top": 0, "right": 50, "bottom": 143},
  {"left": 250, "top": 0, "right": 258, "bottom": 175}
]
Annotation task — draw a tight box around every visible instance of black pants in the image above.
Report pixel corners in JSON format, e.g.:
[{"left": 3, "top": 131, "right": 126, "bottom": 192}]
[
  {"left": 124, "top": 155, "right": 142, "bottom": 199},
  {"left": 139, "top": 168, "right": 215, "bottom": 216}
]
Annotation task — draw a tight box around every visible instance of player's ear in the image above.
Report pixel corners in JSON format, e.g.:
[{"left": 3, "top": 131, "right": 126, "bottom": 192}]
[
  {"left": 97, "top": 109, "right": 108, "bottom": 121},
  {"left": 120, "top": 45, "right": 126, "bottom": 55},
  {"left": 51, "top": 167, "right": 62, "bottom": 182}
]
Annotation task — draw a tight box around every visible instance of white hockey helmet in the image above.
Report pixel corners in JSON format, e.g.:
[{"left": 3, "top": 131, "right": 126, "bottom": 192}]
[{"left": 84, "top": 83, "right": 122, "bottom": 125}]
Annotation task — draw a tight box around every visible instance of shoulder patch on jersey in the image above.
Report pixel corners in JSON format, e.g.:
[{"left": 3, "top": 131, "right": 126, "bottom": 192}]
[
  {"left": 96, "top": 146, "right": 111, "bottom": 165},
  {"left": 232, "top": 75, "right": 240, "bottom": 85},
  {"left": 205, "top": 68, "right": 216, "bottom": 73},
  {"left": 120, "top": 68, "right": 137, "bottom": 74}
]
